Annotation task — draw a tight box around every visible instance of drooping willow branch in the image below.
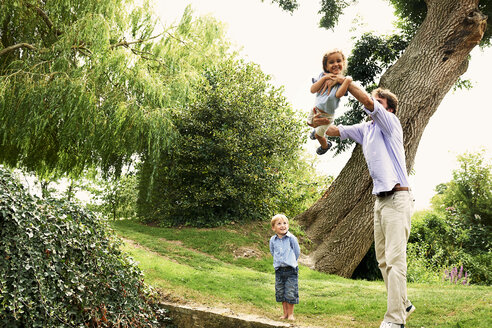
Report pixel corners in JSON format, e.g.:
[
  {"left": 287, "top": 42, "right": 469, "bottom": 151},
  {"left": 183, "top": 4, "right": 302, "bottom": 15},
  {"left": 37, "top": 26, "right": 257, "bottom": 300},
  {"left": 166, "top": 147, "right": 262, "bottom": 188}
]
[
  {"left": 110, "top": 31, "right": 166, "bottom": 49},
  {"left": 0, "top": 43, "right": 37, "bottom": 57},
  {"left": 25, "top": 1, "right": 63, "bottom": 36}
]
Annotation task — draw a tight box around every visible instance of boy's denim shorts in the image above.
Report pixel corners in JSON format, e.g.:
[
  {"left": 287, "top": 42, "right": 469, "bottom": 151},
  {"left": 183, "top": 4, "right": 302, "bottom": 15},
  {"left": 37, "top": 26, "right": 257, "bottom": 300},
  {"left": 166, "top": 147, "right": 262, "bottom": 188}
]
[{"left": 275, "top": 266, "right": 299, "bottom": 304}]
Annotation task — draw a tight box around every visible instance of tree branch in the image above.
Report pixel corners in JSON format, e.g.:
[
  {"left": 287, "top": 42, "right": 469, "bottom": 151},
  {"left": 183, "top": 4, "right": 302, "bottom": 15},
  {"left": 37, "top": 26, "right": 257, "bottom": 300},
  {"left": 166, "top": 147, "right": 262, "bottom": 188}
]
[
  {"left": 25, "top": 2, "right": 63, "bottom": 36},
  {"left": 0, "top": 43, "right": 36, "bottom": 57},
  {"left": 110, "top": 32, "right": 165, "bottom": 49}
]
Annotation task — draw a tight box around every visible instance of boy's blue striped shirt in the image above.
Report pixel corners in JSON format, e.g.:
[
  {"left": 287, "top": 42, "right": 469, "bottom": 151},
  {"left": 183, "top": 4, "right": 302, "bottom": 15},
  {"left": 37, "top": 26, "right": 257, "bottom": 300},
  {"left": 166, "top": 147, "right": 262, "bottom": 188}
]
[{"left": 269, "top": 231, "right": 300, "bottom": 269}]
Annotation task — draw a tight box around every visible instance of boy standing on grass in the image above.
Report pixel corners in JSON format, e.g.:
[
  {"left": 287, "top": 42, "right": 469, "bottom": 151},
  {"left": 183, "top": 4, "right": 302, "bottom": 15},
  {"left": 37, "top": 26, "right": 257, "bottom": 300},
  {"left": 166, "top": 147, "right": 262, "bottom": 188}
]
[{"left": 269, "top": 214, "right": 300, "bottom": 321}]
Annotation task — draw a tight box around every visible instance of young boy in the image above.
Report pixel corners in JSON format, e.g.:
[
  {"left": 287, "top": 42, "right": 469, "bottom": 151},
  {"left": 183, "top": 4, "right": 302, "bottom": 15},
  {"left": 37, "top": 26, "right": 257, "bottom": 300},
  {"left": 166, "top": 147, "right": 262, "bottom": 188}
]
[{"left": 269, "top": 214, "right": 300, "bottom": 320}]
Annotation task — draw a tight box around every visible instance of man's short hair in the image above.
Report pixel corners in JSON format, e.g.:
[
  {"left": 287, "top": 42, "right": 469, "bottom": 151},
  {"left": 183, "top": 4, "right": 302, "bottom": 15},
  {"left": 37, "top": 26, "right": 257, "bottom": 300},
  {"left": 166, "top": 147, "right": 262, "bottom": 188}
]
[
  {"left": 271, "top": 214, "right": 288, "bottom": 227},
  {"left": 372, "top": 87, "right": 399, "bottom": 115}
]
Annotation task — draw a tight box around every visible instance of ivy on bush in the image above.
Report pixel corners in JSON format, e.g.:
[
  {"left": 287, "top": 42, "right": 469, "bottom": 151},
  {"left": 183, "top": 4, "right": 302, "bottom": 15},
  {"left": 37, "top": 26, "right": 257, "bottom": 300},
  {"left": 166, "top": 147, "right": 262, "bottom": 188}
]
[{"left": 0, "top": 167, "right": 167, "bottom": 327}]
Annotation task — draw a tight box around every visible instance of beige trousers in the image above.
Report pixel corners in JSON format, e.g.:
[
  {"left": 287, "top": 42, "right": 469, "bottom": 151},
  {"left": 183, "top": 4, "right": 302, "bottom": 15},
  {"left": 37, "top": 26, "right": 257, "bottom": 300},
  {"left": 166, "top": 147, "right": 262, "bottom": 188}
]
[{"left": 374, "top": 191, "right": 414, "bottom": 324}]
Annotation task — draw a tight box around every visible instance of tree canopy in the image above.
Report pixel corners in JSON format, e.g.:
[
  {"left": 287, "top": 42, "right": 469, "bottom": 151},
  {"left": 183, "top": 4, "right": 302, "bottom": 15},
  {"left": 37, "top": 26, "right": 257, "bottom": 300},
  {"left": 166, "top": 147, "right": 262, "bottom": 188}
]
[
  {"left": 0, "top": 0, "right": 230, "bottom": 177},
  {"left": 137, "top": 58, "right": 306, "bottom": 226}
]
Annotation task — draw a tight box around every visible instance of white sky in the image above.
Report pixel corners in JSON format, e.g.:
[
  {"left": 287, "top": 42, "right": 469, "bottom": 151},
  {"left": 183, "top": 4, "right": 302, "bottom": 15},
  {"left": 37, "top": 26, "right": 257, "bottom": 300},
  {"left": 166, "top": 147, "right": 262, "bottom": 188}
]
[{"left": 157, "top": 0, "right": 492, "bottom": 210}]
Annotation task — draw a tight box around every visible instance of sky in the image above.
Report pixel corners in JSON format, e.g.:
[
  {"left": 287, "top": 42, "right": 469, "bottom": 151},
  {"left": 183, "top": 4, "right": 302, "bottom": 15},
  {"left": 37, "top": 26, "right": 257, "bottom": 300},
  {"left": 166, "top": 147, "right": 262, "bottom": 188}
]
[{"left": 157, "top": 0, "right": 492, "bottom": 210}]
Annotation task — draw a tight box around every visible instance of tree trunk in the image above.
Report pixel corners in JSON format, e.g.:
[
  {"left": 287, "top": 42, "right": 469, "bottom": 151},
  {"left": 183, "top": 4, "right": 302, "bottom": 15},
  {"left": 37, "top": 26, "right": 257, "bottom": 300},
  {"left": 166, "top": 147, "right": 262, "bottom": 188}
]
[{"left": 296, "top": 0, "right": 487, "bottom": 278}]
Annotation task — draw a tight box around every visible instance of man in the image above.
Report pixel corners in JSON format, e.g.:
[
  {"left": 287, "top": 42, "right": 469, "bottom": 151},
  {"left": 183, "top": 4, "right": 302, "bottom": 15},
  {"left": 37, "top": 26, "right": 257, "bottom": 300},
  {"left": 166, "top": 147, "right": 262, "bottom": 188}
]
[{"left": 311, "top": 80, "right": 415, "bottom": 328}]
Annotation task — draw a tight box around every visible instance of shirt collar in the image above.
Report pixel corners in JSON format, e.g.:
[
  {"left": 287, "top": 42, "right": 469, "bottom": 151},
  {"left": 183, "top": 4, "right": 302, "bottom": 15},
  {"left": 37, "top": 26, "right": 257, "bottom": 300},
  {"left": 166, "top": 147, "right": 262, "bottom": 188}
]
[{"left": 275, "top": 231, "right": 292, "bottom": 239}]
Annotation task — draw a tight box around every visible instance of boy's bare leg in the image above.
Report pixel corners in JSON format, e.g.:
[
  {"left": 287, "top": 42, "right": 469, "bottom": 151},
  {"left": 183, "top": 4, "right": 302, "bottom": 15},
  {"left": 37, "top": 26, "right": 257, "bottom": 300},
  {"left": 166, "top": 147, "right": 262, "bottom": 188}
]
[
  {"left": 287, "top": 303, "right": 295, "bottom": 320},
  {"left": 315, "top": 134, "right": 329, "bottom": 149},
  {"left": 280, "top": 302, "right": 288, "bottom": 319}
]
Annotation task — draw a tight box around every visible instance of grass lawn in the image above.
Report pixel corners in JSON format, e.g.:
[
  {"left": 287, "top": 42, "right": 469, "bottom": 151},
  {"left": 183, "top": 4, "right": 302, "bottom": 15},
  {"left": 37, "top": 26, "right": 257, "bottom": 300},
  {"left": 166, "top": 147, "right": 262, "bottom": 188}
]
[{"left": 111, "top": 219, "right": 491, "bottom": 328}]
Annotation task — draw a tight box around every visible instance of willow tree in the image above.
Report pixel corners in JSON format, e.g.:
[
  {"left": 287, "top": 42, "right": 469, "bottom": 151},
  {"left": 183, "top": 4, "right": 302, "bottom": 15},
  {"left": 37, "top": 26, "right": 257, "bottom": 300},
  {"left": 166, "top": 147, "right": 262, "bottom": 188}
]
[
  {"left": 271, "top": 0, "right": 490, "bottom": 277},
  {"left": 0, "top": 0, "right": 230, "bottom": 177}
]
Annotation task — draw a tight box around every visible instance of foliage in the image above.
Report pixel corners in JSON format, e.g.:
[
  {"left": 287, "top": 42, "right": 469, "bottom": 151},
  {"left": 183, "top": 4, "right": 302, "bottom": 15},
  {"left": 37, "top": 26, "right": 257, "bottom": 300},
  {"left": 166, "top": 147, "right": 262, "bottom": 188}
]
[
  {"left": 137, "top": 59, "right": 307, "bottom": 227},
  {"left": 273, "top": 155, "right": 334, "bottom": 219},
  {"left": 390, "top": 0, "right": 492, "bottom": 47},
  {"left": 86, "top": 169, "right": 139, "bottom": 220},
  {"left": 0, "top": 1, "right": 230, "bottom": 178},
  {"left": 348, "top": 33, "right": 409, "bottom": 86},
  {"left": 406, "top": 242, "right": 442, "bottom": 284},
  {"left": 432, "top": 150, "right": 491, "bottom": 232},
  {"left": 0, "top": 167, "right": 167, "bottom": 327},
  {"left": 408, "top": 151, "right": 492, "bottom": 285},
  {"left": 317, "top": 0, "right": 356, "bottom": 30},
  {"left": 264, "top": 0, "right": 299, "bottom": 13}
]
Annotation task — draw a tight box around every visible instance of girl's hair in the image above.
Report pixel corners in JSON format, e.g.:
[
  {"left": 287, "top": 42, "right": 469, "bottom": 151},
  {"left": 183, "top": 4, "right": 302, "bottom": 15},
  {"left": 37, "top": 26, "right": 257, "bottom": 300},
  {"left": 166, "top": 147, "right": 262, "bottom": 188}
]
[
  {"left": 371, "top": 87, "right": 399, "bottom": 114},
  {"left": 322, "top": 48, "right": 347, "bottom": 74},
  {"left": 271, "top": 214, "right": 288, "bottom": 227}
]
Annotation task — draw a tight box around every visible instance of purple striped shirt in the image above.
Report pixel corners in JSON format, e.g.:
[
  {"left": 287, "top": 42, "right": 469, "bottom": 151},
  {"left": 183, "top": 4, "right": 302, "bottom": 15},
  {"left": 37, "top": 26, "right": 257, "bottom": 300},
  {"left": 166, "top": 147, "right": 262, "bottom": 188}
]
[{"left": 338, "top": 99, "right": 410, "bottom": 194}]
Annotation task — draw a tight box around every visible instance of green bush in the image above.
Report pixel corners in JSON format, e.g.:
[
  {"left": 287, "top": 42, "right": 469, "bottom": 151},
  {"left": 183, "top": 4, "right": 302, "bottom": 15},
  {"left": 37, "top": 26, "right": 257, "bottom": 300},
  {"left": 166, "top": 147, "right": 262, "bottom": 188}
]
[
  {"left": 137, "top": 59, "right": 306, "bottom": 227},
  {"left": 407, "top": 209, "right": 491, "bottom": 285},
  {"left": 406, "top": 243, "right": 442, "bottom": 284},
  {"left": 0, "top": 167, "right": 166, "bottom": 327}
]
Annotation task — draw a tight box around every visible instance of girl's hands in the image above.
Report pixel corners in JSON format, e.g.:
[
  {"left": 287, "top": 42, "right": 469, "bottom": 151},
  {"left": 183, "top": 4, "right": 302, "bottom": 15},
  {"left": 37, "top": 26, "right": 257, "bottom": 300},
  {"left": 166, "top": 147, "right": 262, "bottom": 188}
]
[
  {"left": 320, "top": 74, "right": 337, "bottom": 95},
  {"left": 320, "top": 73, "right": 348, "bottom": 95}
]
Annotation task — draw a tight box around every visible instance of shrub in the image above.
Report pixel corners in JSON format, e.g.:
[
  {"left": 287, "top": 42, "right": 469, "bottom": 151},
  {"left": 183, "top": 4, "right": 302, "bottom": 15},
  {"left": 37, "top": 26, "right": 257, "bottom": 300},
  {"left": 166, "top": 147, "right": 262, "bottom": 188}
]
[
  {"left": 0, "top": 167, "right": 166, "bottom": 327},
  {"left": 407, "top": 209, "right": 491, "bottom": 285},
  {"left": 137, "top": 59, "right": 306, "bottom": 227}
]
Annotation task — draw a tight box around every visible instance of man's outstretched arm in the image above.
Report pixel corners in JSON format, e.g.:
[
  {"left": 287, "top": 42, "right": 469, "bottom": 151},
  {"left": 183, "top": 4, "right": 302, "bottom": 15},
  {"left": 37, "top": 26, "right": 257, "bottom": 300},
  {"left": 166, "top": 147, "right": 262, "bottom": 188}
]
[
  {"left": 325, "top": 125, "right": 340, "bottom": 137},
  {"left": 348, "top": 82, "right": 374, "bottom": 111}
]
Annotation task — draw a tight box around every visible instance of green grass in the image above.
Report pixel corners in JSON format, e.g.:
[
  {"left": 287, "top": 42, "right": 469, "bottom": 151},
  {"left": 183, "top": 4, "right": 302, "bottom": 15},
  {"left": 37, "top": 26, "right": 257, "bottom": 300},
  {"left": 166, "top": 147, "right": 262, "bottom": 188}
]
[{"left": 111, "top": 219, "right": 492, "bottom": 328}]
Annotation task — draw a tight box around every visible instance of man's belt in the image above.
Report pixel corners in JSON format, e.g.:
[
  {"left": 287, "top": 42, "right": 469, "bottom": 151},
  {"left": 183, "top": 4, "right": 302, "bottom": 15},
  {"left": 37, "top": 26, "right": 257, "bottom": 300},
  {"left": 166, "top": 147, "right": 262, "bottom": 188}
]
[{"left": 376, "top": 186, "right": 409, "bottom": 198}]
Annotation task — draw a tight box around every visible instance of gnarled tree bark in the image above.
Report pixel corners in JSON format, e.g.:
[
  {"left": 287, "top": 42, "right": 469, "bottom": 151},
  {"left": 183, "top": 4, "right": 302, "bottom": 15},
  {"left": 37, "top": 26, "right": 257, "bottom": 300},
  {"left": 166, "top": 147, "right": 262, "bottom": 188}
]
[{"left": 296, "top": 0, "right": 487, "bottom": 278}]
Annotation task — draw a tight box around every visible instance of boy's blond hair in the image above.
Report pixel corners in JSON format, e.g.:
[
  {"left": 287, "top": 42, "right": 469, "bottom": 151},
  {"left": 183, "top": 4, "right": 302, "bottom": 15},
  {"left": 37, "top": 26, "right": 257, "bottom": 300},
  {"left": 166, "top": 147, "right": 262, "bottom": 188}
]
[{"left": 271, "top": 214, "right": 288, "bottom": 227}]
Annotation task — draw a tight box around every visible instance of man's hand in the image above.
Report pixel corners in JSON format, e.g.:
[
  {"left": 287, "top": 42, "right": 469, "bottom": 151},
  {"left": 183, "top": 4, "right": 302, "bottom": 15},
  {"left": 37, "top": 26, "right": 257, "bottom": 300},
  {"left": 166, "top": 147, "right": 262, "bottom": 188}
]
[{"left": 311, "top": 110, "right": 332, "bottom": 128}]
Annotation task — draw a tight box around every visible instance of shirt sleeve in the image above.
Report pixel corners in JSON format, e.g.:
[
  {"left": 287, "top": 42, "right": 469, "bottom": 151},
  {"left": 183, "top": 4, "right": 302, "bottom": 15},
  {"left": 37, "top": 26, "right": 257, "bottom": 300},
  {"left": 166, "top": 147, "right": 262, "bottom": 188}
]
[
  {"left": 312, "top": 72, "right": 324, "bottom": 84},
  {"left": 364, "top": 99, "right": 399, "bottom": 137},
  {"left": 339, "top": 122, "right": 366, "bottom": 144},
  {"left": 290, "top": 236, "right": 301, "bottom": 260},
  {"left": 269, "top": 237, "right": 274, "bottom": 257}
]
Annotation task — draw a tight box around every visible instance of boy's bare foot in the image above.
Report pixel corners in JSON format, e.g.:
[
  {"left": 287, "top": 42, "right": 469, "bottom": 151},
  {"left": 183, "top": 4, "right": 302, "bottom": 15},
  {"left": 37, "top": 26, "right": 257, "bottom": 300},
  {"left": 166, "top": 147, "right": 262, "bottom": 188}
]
[{"left": 287, "top": 315, "right": 295, "bottom": 321}]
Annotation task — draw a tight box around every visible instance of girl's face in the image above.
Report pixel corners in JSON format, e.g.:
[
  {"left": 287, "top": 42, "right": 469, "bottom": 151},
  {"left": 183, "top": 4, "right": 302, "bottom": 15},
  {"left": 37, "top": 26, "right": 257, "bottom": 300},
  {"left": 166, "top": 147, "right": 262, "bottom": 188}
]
[
  {"left": 325, "top": 52, "right": 344, "bottom": 74},
  {"left": 272, "top": 218, "right": 289, "bottom": 236}
]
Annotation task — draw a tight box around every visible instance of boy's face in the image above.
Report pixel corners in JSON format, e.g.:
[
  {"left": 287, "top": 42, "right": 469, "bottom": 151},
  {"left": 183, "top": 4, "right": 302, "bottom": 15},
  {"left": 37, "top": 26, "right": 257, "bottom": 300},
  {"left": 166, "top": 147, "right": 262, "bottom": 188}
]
[{"left": 272, "top": 218, "right": 289, "bottom": 236}]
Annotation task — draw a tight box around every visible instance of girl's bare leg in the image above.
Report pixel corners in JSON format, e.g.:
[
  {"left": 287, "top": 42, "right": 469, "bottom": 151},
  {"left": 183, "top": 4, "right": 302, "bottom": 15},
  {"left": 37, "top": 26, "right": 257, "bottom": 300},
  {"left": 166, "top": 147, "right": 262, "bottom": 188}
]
[{"left": 315, "top": 134, "right": 329, "bottom": 149}]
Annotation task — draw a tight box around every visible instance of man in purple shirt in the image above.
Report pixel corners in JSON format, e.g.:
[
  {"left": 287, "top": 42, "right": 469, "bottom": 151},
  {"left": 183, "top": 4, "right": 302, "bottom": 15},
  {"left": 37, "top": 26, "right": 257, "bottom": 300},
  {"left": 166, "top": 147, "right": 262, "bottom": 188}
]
[{"left": 311, "top": 81, "right": 415, "bottom": 328}]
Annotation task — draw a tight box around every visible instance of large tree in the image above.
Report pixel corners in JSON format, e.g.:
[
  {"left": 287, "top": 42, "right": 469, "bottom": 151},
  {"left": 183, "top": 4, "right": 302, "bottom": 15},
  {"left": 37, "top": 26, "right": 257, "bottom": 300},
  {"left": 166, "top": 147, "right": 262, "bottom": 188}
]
[
  {"left": 0, "top": 0, "right": 230, "bottom": 177},
  {"left": 274, "top": 0, "right": 490, "bottom": 277}
]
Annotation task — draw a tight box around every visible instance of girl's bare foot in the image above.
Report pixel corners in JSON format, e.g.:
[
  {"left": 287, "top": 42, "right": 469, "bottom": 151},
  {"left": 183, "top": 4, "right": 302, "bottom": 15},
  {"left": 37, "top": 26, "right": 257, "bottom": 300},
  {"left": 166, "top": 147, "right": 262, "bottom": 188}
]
[
  {"left": 287, "top": 315, "right": 295, "bottom": 321},
  {"left": 279, "top": 315, "right": 288, "bottom": 320}
]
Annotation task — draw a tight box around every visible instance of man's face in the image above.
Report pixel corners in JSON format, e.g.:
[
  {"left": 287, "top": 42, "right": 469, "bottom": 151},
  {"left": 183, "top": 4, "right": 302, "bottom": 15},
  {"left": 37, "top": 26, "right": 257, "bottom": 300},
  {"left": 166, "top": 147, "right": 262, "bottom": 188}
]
[{"left": 374, "top": 96, "right": 394, "bottom": 113}]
